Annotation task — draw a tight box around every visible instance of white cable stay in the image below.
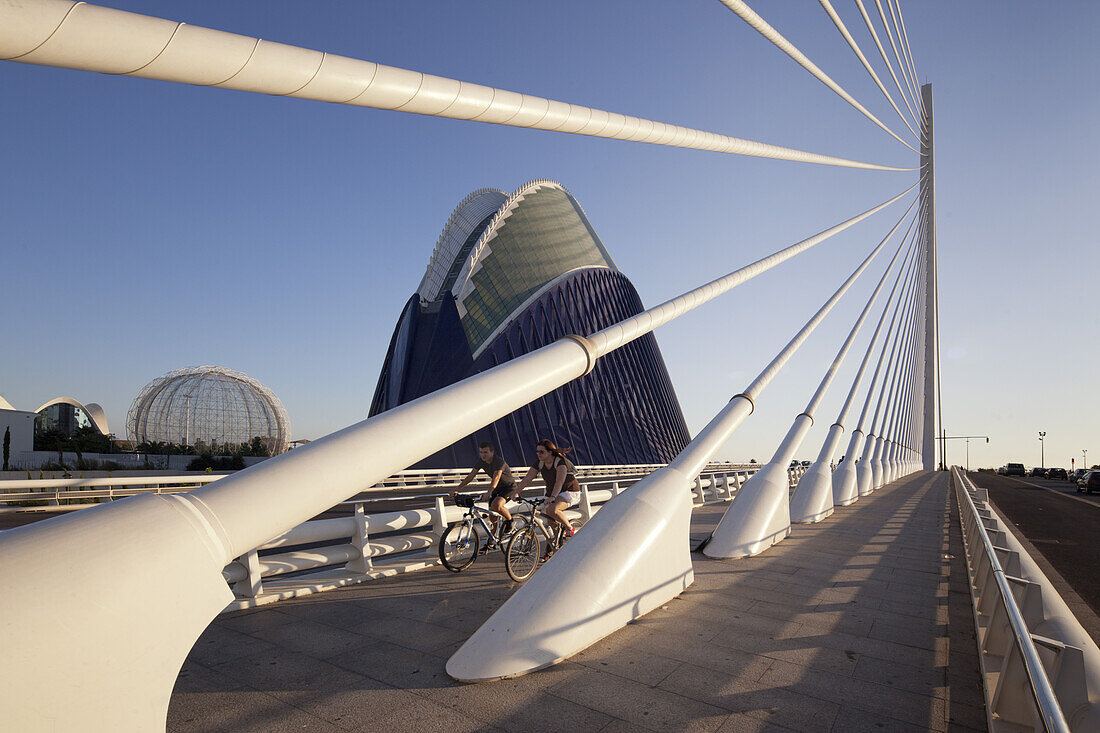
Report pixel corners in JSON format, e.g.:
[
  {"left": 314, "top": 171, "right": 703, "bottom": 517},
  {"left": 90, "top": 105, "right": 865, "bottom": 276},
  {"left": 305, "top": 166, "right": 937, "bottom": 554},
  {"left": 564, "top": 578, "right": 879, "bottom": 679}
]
[
  {"left": 714, "top": 0, "right": 918, "bottom": 154},
  {"left": 863, "top": 239, "right": 925, "bottom": 492},
  {"left": 0, "top": 0, "right": 914, "bottom": 171},
  {"left": 0, "top": 184, "right": 915, "bottom": 727},
  {"left": 697, "top": 199, "right": 914, "bottom": 558},
  {"left": 834, "top": 223, "right": 923, "bottom": 503},
  {"left": 854, "top": 0, "right": 922, "bottom": 131},
  {"left": 816, "top": 0, "right": 923, "bottom": 143},
  {"left": 724, "top": 203, "right": 917, "bottom": 531},
  {"left": 450, "top": 192, "right": 917, "bottom": 679},
  {"left": 892, "top": 0, "right": 923, "bottom": 109},
  {"left": 875, "top": 0, "right": 922, "bottom": 117},
  {"left": 791, "top": 211, "right": 921, "bottom": 521}
]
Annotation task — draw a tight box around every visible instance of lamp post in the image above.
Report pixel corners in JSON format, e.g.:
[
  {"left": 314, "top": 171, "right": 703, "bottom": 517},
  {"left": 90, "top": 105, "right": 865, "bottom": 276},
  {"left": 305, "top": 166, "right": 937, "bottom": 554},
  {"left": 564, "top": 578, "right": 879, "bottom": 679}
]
[
  {"left": 1038, "top": 431, "right": 1046, "bottom": 469},
  {"left": 1085, "top": 449, "right": 1089, "bottom": 470},
  {"left": 940, "top": 434, "right": 988, "bottom": 472}
]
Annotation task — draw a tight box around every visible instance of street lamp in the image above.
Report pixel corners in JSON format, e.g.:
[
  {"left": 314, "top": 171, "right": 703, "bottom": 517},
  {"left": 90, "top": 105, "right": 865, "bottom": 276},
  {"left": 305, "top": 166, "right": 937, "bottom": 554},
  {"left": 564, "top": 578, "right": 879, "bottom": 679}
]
[
  {"left": 1038, "top": 431, "right": 1046, "bottom": 469},
  {"left": 1085, "top": 449, "right": 1089, "bottom": 470}
]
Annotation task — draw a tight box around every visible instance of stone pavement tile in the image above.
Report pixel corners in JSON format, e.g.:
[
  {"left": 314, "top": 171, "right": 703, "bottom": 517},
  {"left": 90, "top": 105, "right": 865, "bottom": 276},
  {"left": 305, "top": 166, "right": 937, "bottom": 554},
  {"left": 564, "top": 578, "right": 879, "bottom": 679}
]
[
  {"left": 327, "top": 636, "right": 451, "bottom": 691},
  {"left": 757, "top": 660, "right": 946, "bottom": 730},
  {"left": 631, "top": 627, "right": 774, "bottom": 682},
  {"left": 867, "top": 617, "right": 946, "bottom": 652},
  {"left": 628, "top": 604, "right": 727, "bottom": 644},
  {"left": 851, "top": 654, "right": 947, "bottom": 699},
  {"left": 657, "top": 663, "right": 839, "bottom": 733},
  {"left": 758, "top": 604, "right": 875, "bottom": 638},
  {"left": 708, "top": 608, "right": 803, "bottom": 641},
  {"left": 753, "top": 643, "right": 859, "bottom": 678},
  {"left": 424, "top": 663, "right": 609, "bottom": 733},
  {"left": 829, "top": 703, "right": 931, "bottom": 732},
  {"left": 215, "top": 607, "right": 300, "bottom": 634},
  {"left": 945, "top": 698, "right": 988, "bottom": 731},
  {"left": 187, "top": 624, "right": 279, "bottom": 667},
  {"left": 275, "top": 599, "right": 374, "bottom": 629},
  {"left": 275, "top": 677, "right": 499, "bottom": 733},
  {"left": 731, "top": 586, "right": 817, "bottom": 613},
  {"left": 679, "top": 586, "right": 757, "bottom": 612},
  {"left": 350, "top": 693, "right": 503, "bottom": 733},
  {"left": 349, "top": 611, "right": 471, "bottom": 653},
  {"left": 168, "top": 689, "right": 343, "bottom": 733},
  {"left": 946, "top": 670, "right": 986, "bottom": 709},
  {"left": 876, "top": 596, "right": 950, "bottom": 624},
  {"left": 552, "top": 667, "right": 730, "bottom": 732},
  {"left": 173, "top": 660, "right": 250, "bottom": 693},
  {"left": 245, "top": 616, "right": 374, "bottom": 660},
  {"left": 211, "top": 649, "right": 374, "bottom": 696},
  {"left": 714, "top": 713, "right": 799, "bottom": 732},
  {"left": 573, "top": 639, "right": 683, "bottom": 687}
]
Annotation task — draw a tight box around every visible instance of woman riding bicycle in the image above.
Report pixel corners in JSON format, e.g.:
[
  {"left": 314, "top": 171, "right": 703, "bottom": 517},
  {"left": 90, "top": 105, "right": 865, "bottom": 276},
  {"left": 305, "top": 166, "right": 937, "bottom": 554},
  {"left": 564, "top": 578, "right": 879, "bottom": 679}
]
[
  {"left": 450, "top": 442, "right": 517, "bottom": 534},
  {"left": 514, "top": 439, "right": 580, "bottom": 551}
]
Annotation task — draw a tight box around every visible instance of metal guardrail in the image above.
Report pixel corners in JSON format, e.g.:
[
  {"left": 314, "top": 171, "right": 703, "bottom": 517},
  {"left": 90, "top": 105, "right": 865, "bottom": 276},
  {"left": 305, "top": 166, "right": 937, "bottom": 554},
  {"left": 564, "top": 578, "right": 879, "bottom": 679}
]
[{"left": 952, "top": 466, "right": 1089, "bottom": 732}]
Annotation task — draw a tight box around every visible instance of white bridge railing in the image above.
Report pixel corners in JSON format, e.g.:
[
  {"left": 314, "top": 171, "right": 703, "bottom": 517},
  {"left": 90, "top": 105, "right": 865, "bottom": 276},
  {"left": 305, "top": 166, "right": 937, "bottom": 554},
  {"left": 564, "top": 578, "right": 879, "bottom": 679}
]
[
  {"left": 952, "top": 467, "right": 1100, "bottom": 732},
  {"left": 215, "top": 462, "right": 802, "bottom": 610},
  {"left": 0, "top": 462, "right": 811, "bottom": 612}
]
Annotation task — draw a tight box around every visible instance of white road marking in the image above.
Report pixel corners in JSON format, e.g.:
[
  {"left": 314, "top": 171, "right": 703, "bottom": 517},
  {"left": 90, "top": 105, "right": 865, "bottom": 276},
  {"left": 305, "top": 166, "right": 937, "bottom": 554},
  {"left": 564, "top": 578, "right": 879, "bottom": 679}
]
[{"left": 999, "top": 475, "right": 1100, "bottom": 509}]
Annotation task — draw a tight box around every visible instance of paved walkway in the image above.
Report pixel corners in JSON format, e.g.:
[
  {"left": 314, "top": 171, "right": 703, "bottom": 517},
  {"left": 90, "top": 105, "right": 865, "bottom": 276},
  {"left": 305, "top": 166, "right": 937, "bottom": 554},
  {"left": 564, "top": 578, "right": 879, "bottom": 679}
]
[{"left": 169, "top": 470, "right": 986, "bottom": 732}]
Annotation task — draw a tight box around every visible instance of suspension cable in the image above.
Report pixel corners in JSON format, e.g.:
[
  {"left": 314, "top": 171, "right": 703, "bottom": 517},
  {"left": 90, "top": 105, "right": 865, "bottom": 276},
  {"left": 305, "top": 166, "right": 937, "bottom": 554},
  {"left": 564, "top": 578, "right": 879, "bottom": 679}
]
[
  {"left": 715, "top": 0, "right": 917, "bottom": 153},
  {"left": 589, "top": 184, "right": 917, "bottom": 358},
  {"left": 816, "top": 0, "right": 922, "bottom": 143},
  {"left": 854, "top": 0, "right": 922, "bottom": 130}
]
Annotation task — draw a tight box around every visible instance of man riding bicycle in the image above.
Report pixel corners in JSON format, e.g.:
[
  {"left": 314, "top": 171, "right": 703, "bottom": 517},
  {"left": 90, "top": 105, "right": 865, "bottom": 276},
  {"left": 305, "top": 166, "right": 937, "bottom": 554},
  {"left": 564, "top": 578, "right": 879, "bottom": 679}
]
[{"left": 450, "top": 442, "right": 518, "bottom": 535}]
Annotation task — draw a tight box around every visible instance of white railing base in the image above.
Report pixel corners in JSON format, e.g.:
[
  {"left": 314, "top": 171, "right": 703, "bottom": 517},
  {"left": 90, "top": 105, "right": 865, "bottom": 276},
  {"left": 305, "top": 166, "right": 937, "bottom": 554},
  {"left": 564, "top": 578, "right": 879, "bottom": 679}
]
[
  {"left": 704, "top": 462, "right": 792, "bottom": 559},
  {"left": 223, "top": 549, "right": 441, "bottom": 612},
  {"left": 446, "top": 467, "right": 695, "bottom": 681}
]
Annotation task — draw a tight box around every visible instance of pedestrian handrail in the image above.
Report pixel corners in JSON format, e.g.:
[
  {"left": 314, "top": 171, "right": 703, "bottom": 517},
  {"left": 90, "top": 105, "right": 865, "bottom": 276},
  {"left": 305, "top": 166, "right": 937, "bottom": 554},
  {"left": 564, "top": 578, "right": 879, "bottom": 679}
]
[
  {"left": 218, "top": 463, "right": 784, "bottom": 610},
  {"left": 0, "top": 463, "right": 764, "bottom": 508},
  {"left": 951, "top": 466, "right": 1099, "bottom": 732}
]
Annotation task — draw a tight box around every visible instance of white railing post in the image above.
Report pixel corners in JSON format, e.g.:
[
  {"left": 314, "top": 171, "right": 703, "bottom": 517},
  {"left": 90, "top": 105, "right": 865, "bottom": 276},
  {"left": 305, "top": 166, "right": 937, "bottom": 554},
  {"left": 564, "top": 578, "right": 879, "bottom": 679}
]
[
  {"left": 692, "top": 476, "right": 705, "bottom": 505},
  {"left": 232, "top": 549, "right": 263, "bottom": 600},
  {"left": 579, "top": 483, "right": 593, "bottom": 522},
  {"left": 611, "top": 481, "right": 622, "bottom": 496},
  {"left": 433, "top": 496, "right": 448, "bottom": 538},
  {"left": 346, "top": 502, "right": 373, "bottom": 574}
]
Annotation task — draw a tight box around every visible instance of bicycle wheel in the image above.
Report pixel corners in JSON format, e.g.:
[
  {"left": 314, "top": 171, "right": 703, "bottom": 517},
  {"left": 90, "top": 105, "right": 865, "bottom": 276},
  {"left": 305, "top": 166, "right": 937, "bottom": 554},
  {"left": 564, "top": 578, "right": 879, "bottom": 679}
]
[
  {"left": 439, "top": 521, "right": 481, "bottom": 572},
  {"left": 505, "top": 526, "right": 541, "bottom": 582}
]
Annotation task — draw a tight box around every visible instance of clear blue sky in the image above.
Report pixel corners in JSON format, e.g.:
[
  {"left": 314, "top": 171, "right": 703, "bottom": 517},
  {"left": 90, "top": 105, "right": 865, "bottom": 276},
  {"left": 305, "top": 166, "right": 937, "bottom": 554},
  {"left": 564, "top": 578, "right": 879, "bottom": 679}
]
[{"left": 1, "top": 1, "right": 1096, "bottom": 470}]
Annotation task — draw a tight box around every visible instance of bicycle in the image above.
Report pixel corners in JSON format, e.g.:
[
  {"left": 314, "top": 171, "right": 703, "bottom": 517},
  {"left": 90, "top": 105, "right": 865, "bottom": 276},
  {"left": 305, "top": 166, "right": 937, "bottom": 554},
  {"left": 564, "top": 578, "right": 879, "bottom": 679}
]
[
  {"left": 504, "top": 496, "right": 582, "bottom": 582},
  {"left": 438, "top": 493, "right": 531, "bottom": 572}
]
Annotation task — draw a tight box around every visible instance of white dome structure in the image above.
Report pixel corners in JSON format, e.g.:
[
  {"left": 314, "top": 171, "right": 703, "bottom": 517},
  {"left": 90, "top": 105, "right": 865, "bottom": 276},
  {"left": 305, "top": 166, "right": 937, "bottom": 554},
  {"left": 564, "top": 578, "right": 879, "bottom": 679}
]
[{"left": 126, "top": 366, "right": 290, "bottom": 454}]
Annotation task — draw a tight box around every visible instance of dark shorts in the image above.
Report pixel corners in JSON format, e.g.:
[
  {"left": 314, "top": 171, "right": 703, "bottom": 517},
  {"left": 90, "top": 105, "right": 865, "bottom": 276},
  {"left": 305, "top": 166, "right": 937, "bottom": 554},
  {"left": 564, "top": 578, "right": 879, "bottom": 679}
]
[{"left": 490, "top": 484, "right": 515, "bottom": 501}]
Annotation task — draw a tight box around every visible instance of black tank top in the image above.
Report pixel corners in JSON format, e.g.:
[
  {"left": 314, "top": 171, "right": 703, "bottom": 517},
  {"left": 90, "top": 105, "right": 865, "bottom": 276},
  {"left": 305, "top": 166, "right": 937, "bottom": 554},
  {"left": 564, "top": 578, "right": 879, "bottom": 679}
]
[{"left": 532, "top": 455, "right": 579, "bottom": 494}]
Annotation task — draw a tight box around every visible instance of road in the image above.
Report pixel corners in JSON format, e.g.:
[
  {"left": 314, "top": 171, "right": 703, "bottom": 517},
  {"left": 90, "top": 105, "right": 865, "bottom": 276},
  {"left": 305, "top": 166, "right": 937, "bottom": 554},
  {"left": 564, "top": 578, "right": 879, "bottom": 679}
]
[{"left": 967, "top": 471, "right": 1100, "bottom": 644}]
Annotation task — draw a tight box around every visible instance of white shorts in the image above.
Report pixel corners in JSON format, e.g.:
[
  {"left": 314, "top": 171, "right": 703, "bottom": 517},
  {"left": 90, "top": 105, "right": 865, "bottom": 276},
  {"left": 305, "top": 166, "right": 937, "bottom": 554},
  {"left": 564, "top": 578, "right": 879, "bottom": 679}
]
[{"left": 547, "top": 491, "right": 579, "bottom": 508}]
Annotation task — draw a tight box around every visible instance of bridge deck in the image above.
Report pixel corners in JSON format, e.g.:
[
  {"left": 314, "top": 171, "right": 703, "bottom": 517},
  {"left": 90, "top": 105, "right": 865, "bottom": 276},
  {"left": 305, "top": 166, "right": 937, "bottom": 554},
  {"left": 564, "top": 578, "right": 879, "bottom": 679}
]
[{"left": 169, "top": 470, "right": 987, "bottom": 732}]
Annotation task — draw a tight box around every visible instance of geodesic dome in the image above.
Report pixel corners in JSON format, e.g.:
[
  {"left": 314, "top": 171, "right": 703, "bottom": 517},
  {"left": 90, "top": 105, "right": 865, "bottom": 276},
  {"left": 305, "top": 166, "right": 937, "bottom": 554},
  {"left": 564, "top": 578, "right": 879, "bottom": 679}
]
[{"left": 127, "top": 366, "right": 291, "bottom": 454}]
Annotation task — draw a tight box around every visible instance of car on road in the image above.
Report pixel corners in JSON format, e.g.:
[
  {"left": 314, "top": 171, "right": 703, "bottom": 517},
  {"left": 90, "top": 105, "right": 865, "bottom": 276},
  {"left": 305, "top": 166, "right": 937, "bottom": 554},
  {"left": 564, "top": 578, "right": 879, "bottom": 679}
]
[
  {"left": 1005, "top": 463, "right": 1025, "bottom": 476},
  {"left": 1072, "top": 469, "right": 1088, "bottom": 483},
  {"left": 1047, "top": 467, "right": 1067, "bottom": 481},
  {"left": 1078, "top": 471, "right": 1100, "bottom": 494},
  {"left": 1029, "top": 467, "right": 1047, "bottom": 478}
]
